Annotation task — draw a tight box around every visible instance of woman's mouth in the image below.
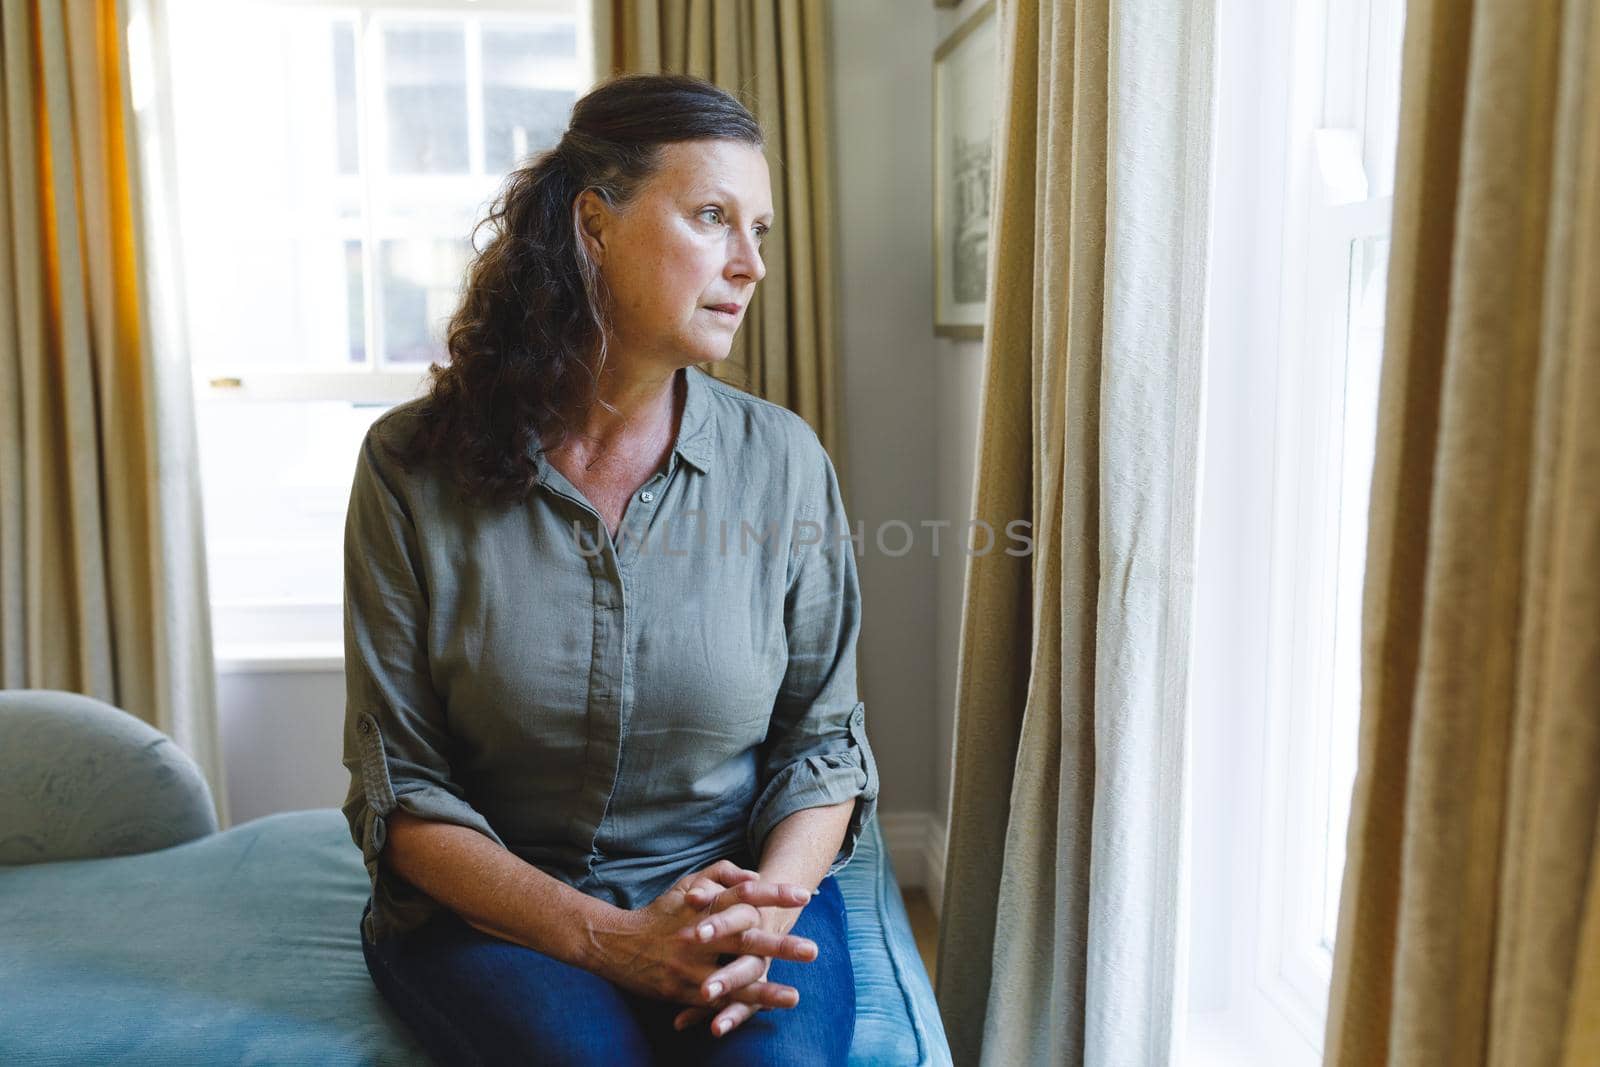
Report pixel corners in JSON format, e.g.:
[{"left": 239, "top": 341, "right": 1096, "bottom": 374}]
[{"left": 705, "top": 304, "right": 741, "bottom": 318}]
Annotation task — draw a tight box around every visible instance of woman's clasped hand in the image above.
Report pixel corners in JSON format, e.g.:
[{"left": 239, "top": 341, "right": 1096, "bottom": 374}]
[{"left": 591, "top": 859, "right": 820, "bottom": 1038}]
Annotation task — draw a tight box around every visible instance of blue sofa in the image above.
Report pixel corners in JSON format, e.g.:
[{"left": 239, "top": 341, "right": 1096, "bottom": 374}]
[{"left": 0, "top": 690, "right": 952, "bottom": 1066}]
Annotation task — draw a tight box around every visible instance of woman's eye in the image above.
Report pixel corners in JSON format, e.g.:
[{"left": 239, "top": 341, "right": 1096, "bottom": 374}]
[
  {"left": 700, "top": 207, "right": 723, "bottom": 225},
  {"left": 754, "top": 226, "right": 769, "bottom": 243}
]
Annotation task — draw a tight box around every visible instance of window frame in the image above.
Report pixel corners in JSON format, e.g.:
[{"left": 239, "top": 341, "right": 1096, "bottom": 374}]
[
  {"left": 1260, "top": 0, "right": 1400, "bottom": 1039},
  {"left": 170, "top": 0, "right": 596, "bottom": 405},
  {"left": 1187, "top": 0, "right": 1403, "bottom": 1061},
  {"left": 141, "top": 0, "right": 598, "bottom": 671}
]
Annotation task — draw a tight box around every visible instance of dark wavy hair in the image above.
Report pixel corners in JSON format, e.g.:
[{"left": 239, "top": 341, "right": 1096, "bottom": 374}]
[{"left": 389, "top": 73, "right": 764, "bottom": 507}]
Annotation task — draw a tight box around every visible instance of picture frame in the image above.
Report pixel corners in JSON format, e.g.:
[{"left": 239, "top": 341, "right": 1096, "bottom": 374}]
[{"left": 932, "top": 0, "right": 998, "bottom": 340}]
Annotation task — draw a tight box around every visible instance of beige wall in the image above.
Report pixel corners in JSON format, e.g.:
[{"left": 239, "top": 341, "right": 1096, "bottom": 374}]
[
  {"left": 829, "top": 0, "right": 992, "bottom": 832},
  {"left": 930, "top": 0, "right": 996, "bottom": 834},
  {"left": 830, "top": 0, "right": 938, "bottom": 825}
]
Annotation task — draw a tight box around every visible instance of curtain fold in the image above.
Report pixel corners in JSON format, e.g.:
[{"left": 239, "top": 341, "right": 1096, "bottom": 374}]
[
  {"left": 1323, "top": 1, "right": 1600, "bottom": 1063},
  {"left": 593, "top": 0, "right": 844, "bottom": 489},
  {"left": 0, "top": 0, "right": 226, "bottom": 825},
  {"left": 934, "top": 0, "right": 1214, "bottom": 1063}
]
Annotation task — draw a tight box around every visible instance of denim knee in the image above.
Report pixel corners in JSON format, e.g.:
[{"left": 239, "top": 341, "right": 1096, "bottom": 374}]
[{"left": 359, "top": 899, "right": 654, "bottom": 1067}]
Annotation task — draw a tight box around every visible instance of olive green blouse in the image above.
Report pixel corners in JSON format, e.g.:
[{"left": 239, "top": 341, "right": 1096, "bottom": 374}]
[{"left": 340, "top": 365, "right": 879, "bottom": 944}]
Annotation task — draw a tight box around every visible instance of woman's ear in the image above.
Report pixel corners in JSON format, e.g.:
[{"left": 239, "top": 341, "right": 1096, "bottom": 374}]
[{"left": 575, "top": 189, "right": 609, "bottom": 263}]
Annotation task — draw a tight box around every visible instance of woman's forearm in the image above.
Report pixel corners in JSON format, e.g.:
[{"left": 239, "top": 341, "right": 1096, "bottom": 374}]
[
  {"left": 754, "top": 798, "right": 856, "bottom": 934},
  {"left": 382, "top": 808, "right": 624, "bottom": 969}
]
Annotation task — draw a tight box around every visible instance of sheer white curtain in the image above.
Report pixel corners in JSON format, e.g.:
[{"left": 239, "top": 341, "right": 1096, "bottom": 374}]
[
  {"left": 122, "top": 2, "right": 222, "bottom": 818},
  {"left": 0, "top": 0, "right": 226, "bottom": 822},
  {"left": 935, "top": 0, "right": 1214, "bottom": 1062}
]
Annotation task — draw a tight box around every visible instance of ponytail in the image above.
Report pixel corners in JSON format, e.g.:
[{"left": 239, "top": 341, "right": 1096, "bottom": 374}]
[{"left": 387, "top": 73, "right": 764, "bottom": 508}]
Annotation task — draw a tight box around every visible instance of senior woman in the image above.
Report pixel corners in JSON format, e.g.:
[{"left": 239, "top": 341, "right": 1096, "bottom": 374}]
[{"left": 340, "top": 72, "right": 879, "bottom": 1067}]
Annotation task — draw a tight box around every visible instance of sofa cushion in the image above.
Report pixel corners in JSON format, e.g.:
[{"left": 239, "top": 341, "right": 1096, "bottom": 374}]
[
  {"left": 0, "top": 807, "right": 950, "bottom": 1065},
  {"left": 0, "top": 690, "right": 218, "bottom": 865}
]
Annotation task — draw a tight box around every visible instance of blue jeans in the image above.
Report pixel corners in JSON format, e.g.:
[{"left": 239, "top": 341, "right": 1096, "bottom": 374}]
[{"left": 360, "top": 876, "right": 855, "bottom": 1066}]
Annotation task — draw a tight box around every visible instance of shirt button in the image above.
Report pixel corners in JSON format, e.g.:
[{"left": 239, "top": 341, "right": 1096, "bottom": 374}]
[{"left": 639, "top": 490, "right": 655, "bottom": 503}]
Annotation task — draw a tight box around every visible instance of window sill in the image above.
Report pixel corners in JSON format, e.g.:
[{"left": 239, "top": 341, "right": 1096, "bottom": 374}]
[
  {"left": 215, "top": 643, "right": 345, "bottom": 675},
  {"left": 1186, "top": 1004, "right": 1322, "bottom": 1067}
]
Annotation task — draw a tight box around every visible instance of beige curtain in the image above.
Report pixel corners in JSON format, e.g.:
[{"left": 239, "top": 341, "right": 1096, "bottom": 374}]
[
  {"left": 0, "top": 0, "right": 226, "bottom": 824},
  {"left": 1323, "top": 1, "right": 1600, "bottom": 1064},
  {"left": 934, "top": 0, "right": 1214, "bottom": 1063},
  {"left": 592, "top": 0, "right": 844, "bottom": 485}
]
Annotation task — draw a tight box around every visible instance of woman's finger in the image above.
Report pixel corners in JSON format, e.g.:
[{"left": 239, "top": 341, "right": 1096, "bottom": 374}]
[
  {"left": 673, "top": 1005, "right": 713, "bottom": 1031},
  {"left": 682, "top": 861, "right": 758, "bottom": 894},
  {"left": 672, "top": 978, "right": 798, "bottom": 1030},
  {"left": 698, "top": 859, "right": 761, "bottom": 884},
  {"left": 707, "top": 879, "right": 812, "bottom": 913},
  {"left": 710, "top": 1001, "right": 758, "bottom": 1037},
  {"left": 710, "top": 956, "right": 779, "bottom": 1036},
  {"left": 684, "top": 877, "right": 731, "bottom": 910},
  {"left": 677, "top": 901, "right": 761, "bottom": 944},
  {"left": 713, "top": 927, "right": 819, "bottom": 966},
  {"left": 729, "top": 979, "right": 800, "bottom": 1009},
  {"left": 698, "top": 953, "right": 771, "bottom": 1004},
  {"left": 681, "top": 863, "right": 760, "bottom": 908}
]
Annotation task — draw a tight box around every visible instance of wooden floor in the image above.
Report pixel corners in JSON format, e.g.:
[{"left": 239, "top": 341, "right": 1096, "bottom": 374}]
[{"left": 900, "top": 888, "right": 939, "bottom": 985}]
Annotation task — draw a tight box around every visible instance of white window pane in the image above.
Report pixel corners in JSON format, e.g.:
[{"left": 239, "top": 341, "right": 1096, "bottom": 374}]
[
  {"left": 378, "top": 190, "right": 485, "bottom": 240},
  {"left": 164, "top": 2, "right": 582, "bottom": 662},
  {"left": 334, "top": 21, "right": 360, "bottom": 175},
  {"left": 1322, "top": 234, "right": 1391, "bottom": 950},
  {"left": 198, "top": 400, "right": 394, "bottom": 633},
  {"left": 482, "top": 21, "right": 579, "bottom": 172},
  {"left": 344, "top": 239, "right": 367, "bottom": 364},
  {"left": 380, "top": 237, "right": 470, "bottom": 365},
  {"left": 187, "top": 232, "right": 364, "bottom": 367},
  {"left": 1367, "top": 3, "right": 1408, "bottom": 200},
  {"left": 167, "top": 2, "right": 364, "bottom": 368},
  {"left": 383, "top": 23, "right": 469, "bottom": 174},
  {"left": 484, "top": 85, "right": 576, "bottom": 173}
]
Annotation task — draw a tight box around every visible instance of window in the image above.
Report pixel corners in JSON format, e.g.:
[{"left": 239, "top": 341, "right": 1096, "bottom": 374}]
[
  {"left": 147, "top": 0, "right": 595, "bottom": 668},
  {"left": 1187, "top": 0, "right": 1405, "bottom": 1062}
]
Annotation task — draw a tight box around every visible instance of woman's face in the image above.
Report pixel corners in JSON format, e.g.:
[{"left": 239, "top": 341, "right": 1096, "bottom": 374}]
[{"left": 578, "top": 138, "right": 773, "bottom": 368}]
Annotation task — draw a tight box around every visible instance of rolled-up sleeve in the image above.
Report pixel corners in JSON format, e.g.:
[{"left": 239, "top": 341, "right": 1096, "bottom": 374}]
[
  {"left": 341, "top": 431, "right": 506, "bottom": 944},
  {"left": 746, "top": 438, "right": 881, "bottom": 876}
]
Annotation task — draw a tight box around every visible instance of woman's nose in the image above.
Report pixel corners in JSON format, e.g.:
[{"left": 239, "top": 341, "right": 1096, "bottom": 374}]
[{"left": 726, "top": 231, "right": 766, "bottom": 283}]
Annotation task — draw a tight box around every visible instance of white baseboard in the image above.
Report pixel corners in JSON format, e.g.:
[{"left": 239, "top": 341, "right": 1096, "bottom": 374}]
[{"left": 878, "top": 811, "right": 948, "bottom": 920}]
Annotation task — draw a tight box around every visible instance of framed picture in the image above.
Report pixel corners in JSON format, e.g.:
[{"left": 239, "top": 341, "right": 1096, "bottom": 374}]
[{"left": 933, "top": 0, "right": 998, "bottom": 339}]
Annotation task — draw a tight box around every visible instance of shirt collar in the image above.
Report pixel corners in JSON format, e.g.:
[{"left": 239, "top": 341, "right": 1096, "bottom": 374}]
[
  {"left": 671, "top": 364, "right": 717, "bottom": 473},
  {"left": 529, "top": 364, "right": 717, "bottom": 480}
]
